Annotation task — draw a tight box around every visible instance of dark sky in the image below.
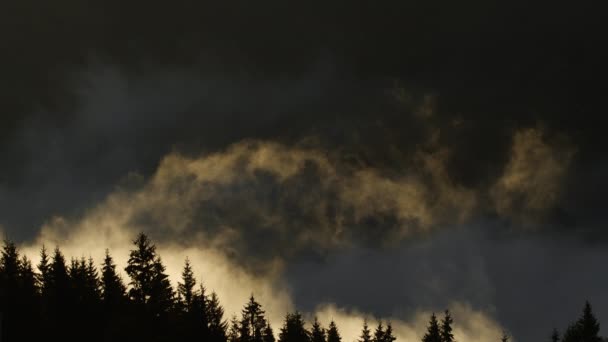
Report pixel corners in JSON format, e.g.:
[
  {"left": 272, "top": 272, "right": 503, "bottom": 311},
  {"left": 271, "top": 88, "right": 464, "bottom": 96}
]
[{"left": 1, "top": 2, "right": 607, "bottom": 341}]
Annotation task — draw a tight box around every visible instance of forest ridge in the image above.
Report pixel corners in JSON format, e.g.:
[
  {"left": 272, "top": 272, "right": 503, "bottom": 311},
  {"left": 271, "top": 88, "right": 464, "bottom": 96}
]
[{"left": 0, "top": 234, "right": 603, "bottom": 342}]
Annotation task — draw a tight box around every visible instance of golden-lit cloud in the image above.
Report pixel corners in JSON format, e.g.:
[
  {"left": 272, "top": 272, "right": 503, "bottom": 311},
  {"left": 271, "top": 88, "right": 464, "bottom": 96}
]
[
  {"left": 313, "top": 302, "right": 506, "bottom": 342},
  {"left": 491, "top": 128, "right": 575, "bottom": 224},
  {"left": 15, "top": 137, "right": 504, "bottom": 340}
]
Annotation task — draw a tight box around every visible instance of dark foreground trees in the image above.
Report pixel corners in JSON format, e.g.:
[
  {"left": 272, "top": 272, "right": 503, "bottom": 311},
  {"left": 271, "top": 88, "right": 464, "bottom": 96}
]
[{"left": 1, "top": 236, "right": 606, "bottom": 342}]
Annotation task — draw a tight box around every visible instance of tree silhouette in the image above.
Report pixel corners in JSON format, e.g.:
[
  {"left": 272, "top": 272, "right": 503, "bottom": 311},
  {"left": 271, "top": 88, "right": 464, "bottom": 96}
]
[
  {"left": 311, "top": 317, "right": 326, "bottom": 342},
  {"left": 422, "top": 313, "right": 442, "bottom": 342},
  {"left": 359, "top": 320, "right": 372, "bottom": 342},
  {"left": 563, "top": 301, "right": 601, "bottom": 342},
  {"left": 0, "top": 240, "right": 21, "bottom": 340},
  {"left": 240, "top": 295, "right": 268, "bottom": 342},
  {"left": 440, "top": 310, "right": 454, "bottom": 342},
  {"left": 37, "top": 245, "right": 51, "bottom": 295},
  {"left": 125, "top": 233, "right": 158, "bottom": 305},
  {"left": 9, "top": 234, "right": 608, "bottom": 342},
  {"left": 208, "top": 291, "right": 228, "bottom": 342},
  {"left": 178, "top": 257, "right": 196, "bottom": 312},
  {"left": 383, "top": 323, "right": 396, "bottom": 342},
  {"left": 229, "top": 315, "right": 241, "bottom": 342},
  {"left": 327, "top": 321, "right": 342, "bottom": 342},
  {"left": 279, "top": 311, "right": 310, "bottom": 342},
  {"left": 263, "top": 322, "right": 276, "bottom": 342},
  {"left": 101, "top": 249, "right": 126, "bottom": 306},
  {"left": 373, "top": 322, "right": 385, "bottom": 342},
  {"left": 124, "top": 233, "right": 174, "bottom": 319}
]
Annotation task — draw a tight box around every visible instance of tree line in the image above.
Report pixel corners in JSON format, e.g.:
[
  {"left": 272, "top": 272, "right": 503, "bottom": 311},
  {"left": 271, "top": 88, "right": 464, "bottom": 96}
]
[{"left": 0, "top": 234, "right": 604, "bottom": 342}]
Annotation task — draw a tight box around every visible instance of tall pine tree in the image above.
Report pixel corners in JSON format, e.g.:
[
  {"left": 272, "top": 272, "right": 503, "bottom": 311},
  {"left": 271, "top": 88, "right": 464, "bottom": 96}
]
[
  {"left": 422, "top": 313, "right": 441, "bottom": 342},
  {"left": 359, "top": 320, "right": 372, "bottom": 342},
  {"left": 178, "top": 257, "right": 196, "bottom": 312},
  {"left": 373, "top": 322, "right": 385, "bottom": 342},
  {"left": 562, "top": 301, "right": 601, "bottom": 342},
  {"left": 311, "top": 317, "right": 326, "bottom": 342},
  {"left": 383, "top": 323, "right": 396, "bottom": 342},
  {"left": 327, "top": 321, "right": 342, "bottom": 342},
  {"left": 208, "top": 291, "right": 228, "bottom": 342},
  {"left": 263, "top": 322, "right": 276, "bottom": 342},
  {"left": 440, "top": 310, "right": 454, "bottom": 342},
  {"left": 101, "top": 249, "right": 126, "bottom": 306},
  {"left": 278, "top": 311, "right": 309, "bottom": 342},
  {"left": 239, "top": 295, "right": 268, "bottom": 342}
]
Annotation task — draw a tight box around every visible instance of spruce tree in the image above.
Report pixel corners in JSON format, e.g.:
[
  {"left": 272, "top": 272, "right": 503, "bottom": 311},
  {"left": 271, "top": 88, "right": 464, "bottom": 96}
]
[
  {"left": 0, "top": 240, "right": 21, "bottom": 340},
  {"left": 19, "top": 256, "right": 38, "bottom": 299},
  {"left": 327, "top": 321, "right": 342, "bottom": 342},
  {"left": 37, "top": 245, "right": 51, "bottom": 294},
  {"left": 228, "top": 315, "right": 241, "bottom": 342},
  {"left": 125, "top": 233, "right": 174, "bottom": 321},
  {"left": 149, "top": 255, "right": 174, "bottom": 317},
  {"left": 239, "top": 295, "right": 268, "bottom": 342},
  {"left": 373, "top": 322, "right": 385, "bottom": 342},
  {"left": 125, "top": 233, "right": 157, "bottom": 305},
  {"left": 440, "top": 310, "right": 454, "bottom": 342},
  {"left": 178, "top": 257, "right": 196, "bottom": 312},
  {"left": 49, "top": 247, "right": 70, "bottom": 298},
  {"left": 0, "top": 240, "right": 20, "bottom": 284},
  {"left": 422, "top": 313, "right": 441, "bottom": 342},
  {"left": 579, "top": 301, "right": 601, "bottom": 342},
  {"left": 101, "top": 249, "right": 126, "bottom": 306},
  {"left": 278, "top": 311, "right": 310, "bottom": 342},
  {"left": 359, "top": 320, "right": 372, "bottom": 342},
  {"left": 208, "top": 291, "right": 228, "bottom": 342},
  {"left": 85, "top": 256, "right": 101, "bottom": 302},
  {"left": 563, "top": 301, "right": 601, "bottom": 342},
  {"left": 264, "top": 322, "right": 276, "bottom": 342},
  {"left": 311, "top": 317, "right": 326, "bottom": 342},
  {"left": 383, "top": 323, "right": 396, "bottom": 342}
]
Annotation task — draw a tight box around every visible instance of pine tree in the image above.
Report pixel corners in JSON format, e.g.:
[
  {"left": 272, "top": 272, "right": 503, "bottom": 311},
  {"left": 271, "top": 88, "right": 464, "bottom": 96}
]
[
  {"left": 178, "top": 257, "right": 196, "bottom": 312},
  {"left": 208, "top": 291, "right": 228, "bottom": 342},
  {"left": 327, "top": 321, "right": 342, "bottom": 342},
  {"left": 1, "top": 240, "right": 20, "bottom": 282},
  {"left": 311, "top": 317, "right": 326, "bottom": 342},
  {"left": 149, "top": 255, "right": 174, "bottom": 316},
  {"left": 579, "top": 301, "right": 601, "bottom": 342},
  {"left": 19, "top": 256, "right": 38, "bottom": 299},
  {"left": 125, "top": 233, "right": 174, "bottom": 320},
  {"left": 85, "top": 256, "right": 101, "bottom": 302},
  {"left": 440, "top": 310, "right": 454, "bottom": 342},
  {"left": 101, "top": 249, "right": 126, "bottom": 306},
  {"left": 422, "top": 313, "right": 441, "bottom": 342},
  {"left": 278, "top": 311, "right": 310, "bottom": 342},
  {"left": 359, "top": 320, "right": 372, "bottom": 342},
  {"left": 228, "top": 315, "right": 241, "bottom": 342},
  {"left": 383, "top": 323, "right": 396, "bottom": 342},
  {"left": 0, "top": 240, "right": 21, "bottom": 339},
  {"left": 49, "top": 247, "right": 70, "bottom": 298},
  {"left": 240, "top": 295, "right": 268, "bottom": 342},
  {"left": 563, "top": 301, "right": 601, "bottom": 342},
  {"left": 37, "top": 245, "right": 51, "bottom": 294},
  {"left": 373, "top": 322, "right": 385, "bottom": 342},
  {"left": 264, "top": 322, "right": 276, "bottom": 342},
  {"left": 125, "top": 233, "right": 157, "bottom": 305}
]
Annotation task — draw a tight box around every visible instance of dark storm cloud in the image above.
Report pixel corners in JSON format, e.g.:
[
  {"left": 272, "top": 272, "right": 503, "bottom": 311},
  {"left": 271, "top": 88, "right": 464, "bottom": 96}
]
[
  {"left": 1, "top": 2, "right": 607, "bottom": 341},
  {"left": 285, "top": 224, "right": 608, "bottom": 341}
]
